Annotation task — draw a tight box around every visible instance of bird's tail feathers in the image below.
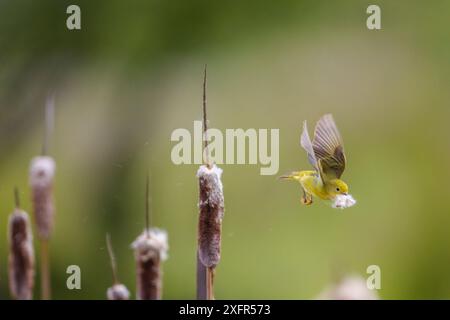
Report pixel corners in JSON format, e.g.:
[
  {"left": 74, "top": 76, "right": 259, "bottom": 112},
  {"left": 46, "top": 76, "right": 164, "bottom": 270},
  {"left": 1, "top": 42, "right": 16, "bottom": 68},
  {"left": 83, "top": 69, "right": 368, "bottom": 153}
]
[{"left": 278, "top": 172, "right": 301, "bottom": 181}]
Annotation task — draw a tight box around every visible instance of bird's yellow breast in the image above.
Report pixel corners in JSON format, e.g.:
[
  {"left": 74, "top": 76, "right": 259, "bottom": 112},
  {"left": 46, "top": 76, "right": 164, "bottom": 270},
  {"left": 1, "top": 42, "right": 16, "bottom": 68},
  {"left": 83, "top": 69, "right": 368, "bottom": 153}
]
[{"left": 298, "top": 170, "right": 331, "bottom": 200}]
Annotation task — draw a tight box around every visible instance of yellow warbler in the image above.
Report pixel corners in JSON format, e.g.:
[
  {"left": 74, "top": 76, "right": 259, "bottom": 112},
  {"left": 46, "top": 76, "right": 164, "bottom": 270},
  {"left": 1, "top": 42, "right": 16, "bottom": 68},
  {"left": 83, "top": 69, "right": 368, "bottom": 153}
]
[{"left": 280, "top": 114, "right": 355, "bottom": 208}]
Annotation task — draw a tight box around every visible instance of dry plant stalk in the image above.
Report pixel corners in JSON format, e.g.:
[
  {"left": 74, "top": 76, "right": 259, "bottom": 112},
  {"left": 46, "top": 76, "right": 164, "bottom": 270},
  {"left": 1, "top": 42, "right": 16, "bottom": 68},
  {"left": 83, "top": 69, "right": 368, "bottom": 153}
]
[
  {"left": 106, "top": 234, "right": 130, "bottom": 300},
  {"left": 30, "top": 95, "right": 56, "bottom": 300},
  {"left": 132, "top": 228, "right": 168, "bottom": 300},
  {"left": 196, "top": 66, "right": 225, "bottom": 300},
  {"left": 8, "top": 189, "right": 35, "bottom": 300}
]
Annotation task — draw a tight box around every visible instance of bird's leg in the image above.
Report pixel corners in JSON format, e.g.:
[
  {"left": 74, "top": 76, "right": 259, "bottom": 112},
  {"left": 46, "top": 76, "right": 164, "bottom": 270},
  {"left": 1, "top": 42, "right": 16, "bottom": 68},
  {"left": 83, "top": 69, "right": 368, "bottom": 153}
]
[{"left": 301, "top": 188, "right": 313, "bottom": 205}]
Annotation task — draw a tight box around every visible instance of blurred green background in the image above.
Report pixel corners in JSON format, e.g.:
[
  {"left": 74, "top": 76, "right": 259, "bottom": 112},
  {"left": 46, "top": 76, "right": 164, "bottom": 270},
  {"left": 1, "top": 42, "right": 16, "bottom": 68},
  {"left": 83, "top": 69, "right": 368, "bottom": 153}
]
[{"left": 1, "top": 0, "right": 450, "bottom": 299}]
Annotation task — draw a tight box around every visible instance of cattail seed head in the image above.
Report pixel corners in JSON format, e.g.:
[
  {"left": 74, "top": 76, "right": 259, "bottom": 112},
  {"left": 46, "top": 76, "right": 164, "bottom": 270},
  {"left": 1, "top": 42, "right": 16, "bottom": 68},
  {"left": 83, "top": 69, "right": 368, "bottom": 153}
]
[
  {"left": 107, "top": 284, "right": 130, "bottom": 300},
  {"left": 29, "top": 156, "right": 55, "bottom": 239},
  {"left": 132, "top": 228, "right": 168, "bottom": 300},
  {"left": 8, "top": 209, "right": 34, "bottom": 300},
  {"left": 197, "top": 164, "right": 224, "bottom": 269}
]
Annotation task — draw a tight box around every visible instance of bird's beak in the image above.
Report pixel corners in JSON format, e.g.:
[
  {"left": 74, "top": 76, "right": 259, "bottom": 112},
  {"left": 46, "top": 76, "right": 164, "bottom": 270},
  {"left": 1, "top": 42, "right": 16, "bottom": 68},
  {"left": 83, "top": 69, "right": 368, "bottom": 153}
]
[{"left": 343, "top": 192, "right": 348, "bottom": 196}]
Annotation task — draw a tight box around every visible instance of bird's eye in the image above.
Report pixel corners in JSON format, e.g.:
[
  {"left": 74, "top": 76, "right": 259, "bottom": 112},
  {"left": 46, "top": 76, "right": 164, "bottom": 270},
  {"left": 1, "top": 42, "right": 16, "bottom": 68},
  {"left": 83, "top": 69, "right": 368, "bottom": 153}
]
[{"left": 336, "top": 188, "right": 340, "bottom": 191}]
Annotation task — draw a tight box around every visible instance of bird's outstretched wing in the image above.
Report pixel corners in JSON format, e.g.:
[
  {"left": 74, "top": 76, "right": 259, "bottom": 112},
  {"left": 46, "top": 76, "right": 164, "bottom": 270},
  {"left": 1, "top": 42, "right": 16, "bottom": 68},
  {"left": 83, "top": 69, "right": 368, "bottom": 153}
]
[
  {"left": 312, "top": 114, "right": 346, "bottom": 180},
  {"left": 300, "top": 120, "right": 319, "bottom": 171}
]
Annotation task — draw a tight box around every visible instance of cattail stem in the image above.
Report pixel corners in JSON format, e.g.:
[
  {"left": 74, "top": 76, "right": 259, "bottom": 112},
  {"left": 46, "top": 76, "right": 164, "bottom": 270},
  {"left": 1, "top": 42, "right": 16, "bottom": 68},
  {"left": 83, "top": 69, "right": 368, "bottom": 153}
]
[
  {"left": 196, "top": 69, "right": 225, "bottom": 300},
  {"left": 196, "top": 262, "right": 215, "bottom": 300},
  {"left": 106, "top": 234, "right": 119, "bottom": 285},
  {"left": 196, "top": 251, "right": 207, "bottom": 299},
  {"left": 14, "top": 187, "right": 20, "bottom": 208},
  {"left": 40, "top": 239, "right": 51, "bottom": 300},
  {"left": 206, "top": 267, "right": 214, "bottom": 300}
]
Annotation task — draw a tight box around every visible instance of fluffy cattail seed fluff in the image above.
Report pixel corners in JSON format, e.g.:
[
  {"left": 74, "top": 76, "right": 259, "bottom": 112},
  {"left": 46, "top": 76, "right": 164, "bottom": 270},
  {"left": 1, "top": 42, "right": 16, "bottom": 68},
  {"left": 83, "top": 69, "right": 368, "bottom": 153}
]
[
  {"left": 107, "top": 284, "right": 130, "bottom": 300},
  {"left": 332, "top": 194, "right": 357, "bottom": 209},
  {"left": 8, "top": 209, "right": 35, "bottom": 300},
  {"left": 132, "top": 228, "right": 168, "bottom": 300},
  {"left": 29, "top": 156, "right": 55, "bottom": 239},
  {"left": 317, "top": 275, "right": 379, "bottom": 300},
  {"left": 197, "top": 164, "right": 225, "bottom": 269}
]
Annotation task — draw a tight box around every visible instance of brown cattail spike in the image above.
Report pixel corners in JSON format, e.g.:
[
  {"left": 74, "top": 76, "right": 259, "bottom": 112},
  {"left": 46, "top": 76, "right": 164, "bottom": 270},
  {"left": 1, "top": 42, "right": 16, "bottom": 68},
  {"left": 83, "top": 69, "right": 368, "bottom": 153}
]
[
  {"left": 132, "top": 228, "right": 168, "bottom": 300},
  {"left": 197, "top": 164, "right": 224, "bottom": 269},
  {"left": 8, "top": 192, "right": 35, "bottom": 300},
  {"left": 29, "top": 156, "right": 56, "bottom": 240}
]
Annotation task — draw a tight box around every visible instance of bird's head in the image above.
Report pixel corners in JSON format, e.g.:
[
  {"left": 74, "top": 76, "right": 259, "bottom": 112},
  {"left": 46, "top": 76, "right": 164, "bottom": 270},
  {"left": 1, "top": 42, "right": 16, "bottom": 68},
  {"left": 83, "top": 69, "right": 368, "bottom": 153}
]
[{"left": 326, "top": 179, "right": 349, "bottom": 197}]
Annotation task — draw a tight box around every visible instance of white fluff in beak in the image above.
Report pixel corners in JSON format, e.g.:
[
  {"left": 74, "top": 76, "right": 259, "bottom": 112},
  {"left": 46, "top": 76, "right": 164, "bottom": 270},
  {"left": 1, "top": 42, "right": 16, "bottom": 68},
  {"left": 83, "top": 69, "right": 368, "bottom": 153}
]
[{"left": 332, "top": 194, "right": 356, "bottom": 209}]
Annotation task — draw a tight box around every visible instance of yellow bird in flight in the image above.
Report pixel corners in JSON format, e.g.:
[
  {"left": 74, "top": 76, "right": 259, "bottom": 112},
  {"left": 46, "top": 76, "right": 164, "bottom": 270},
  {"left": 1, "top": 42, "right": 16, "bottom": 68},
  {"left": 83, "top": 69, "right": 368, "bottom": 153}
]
[{"left": 281, "top": 114, "right": 355, "bottom": 208}]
